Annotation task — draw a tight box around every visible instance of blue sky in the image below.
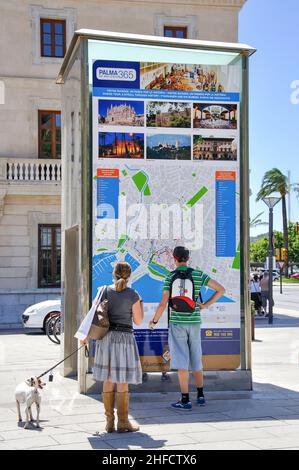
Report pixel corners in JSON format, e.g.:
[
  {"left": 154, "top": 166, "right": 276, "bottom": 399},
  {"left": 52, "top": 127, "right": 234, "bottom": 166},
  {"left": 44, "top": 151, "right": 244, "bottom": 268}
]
[{"left": 239, "top": 0, "right": 299, "bottom": 236}]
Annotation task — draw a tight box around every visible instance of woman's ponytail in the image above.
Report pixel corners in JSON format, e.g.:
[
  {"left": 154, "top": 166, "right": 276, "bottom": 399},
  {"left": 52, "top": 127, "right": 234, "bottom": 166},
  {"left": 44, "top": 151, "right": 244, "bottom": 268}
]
[
  {"left": 113, "top": 262, "right": 132, "bottom": 292},
  {"left": 115, "top": 277, "right": 128, "bottom": 292}
]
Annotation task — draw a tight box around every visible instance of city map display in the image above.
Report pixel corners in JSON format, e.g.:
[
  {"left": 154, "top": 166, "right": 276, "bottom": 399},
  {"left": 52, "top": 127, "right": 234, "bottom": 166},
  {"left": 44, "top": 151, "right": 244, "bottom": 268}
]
[{"left": 92, "top": 59, "right": 241, "bottom": 370}]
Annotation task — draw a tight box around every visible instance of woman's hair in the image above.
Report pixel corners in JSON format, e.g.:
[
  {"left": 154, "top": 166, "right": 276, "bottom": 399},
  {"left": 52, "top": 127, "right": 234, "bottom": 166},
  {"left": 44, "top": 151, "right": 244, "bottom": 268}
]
[{"left": 113, "top": 262, "right": 132, "bottom": 292}]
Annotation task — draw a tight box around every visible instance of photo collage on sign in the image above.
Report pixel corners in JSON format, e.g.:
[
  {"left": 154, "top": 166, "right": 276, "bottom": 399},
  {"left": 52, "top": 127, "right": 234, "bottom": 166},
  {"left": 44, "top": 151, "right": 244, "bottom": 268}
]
[{"left": 97, "top": 62, "right": 239, "bottom": 161}]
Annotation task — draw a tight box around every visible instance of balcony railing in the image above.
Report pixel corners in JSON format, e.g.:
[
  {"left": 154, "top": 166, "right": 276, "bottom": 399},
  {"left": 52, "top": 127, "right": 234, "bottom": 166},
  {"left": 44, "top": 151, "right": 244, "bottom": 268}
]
[{"left": 1, "top": 158, "right": 62, "bottom": 182}]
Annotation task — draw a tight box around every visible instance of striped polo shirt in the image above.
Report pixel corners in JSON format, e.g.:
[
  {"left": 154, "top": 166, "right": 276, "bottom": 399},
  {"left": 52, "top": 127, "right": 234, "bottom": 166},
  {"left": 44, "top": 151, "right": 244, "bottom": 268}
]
[{"left": 163, "top": 266, "right": 210, "bottom": 324}]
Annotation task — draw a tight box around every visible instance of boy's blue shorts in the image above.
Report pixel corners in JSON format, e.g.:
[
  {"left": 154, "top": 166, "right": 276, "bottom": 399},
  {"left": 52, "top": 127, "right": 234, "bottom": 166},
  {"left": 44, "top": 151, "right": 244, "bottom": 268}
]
[{"left": 168, "top": 322, "right": 203, "bottom": 372}]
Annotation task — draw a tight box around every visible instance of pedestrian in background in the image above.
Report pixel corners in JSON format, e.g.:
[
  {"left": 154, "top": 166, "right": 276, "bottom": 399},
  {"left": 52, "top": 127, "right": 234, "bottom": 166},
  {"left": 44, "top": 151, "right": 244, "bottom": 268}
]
[
  {"left": 250, "top": 274, "right": 263, "bottom": 316},
  {"left": 260, "top": 272, "right": 274, "bottom": 317}
]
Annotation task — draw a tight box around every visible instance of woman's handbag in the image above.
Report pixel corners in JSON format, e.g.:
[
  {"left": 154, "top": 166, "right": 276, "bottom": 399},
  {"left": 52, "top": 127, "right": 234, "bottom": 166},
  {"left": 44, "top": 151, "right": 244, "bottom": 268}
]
[
  {"left": 88, "top": 286, "right": 110, "bottom": 340},
  {"left": 74, "top": 286, "right": 109, "bottom": 342}
]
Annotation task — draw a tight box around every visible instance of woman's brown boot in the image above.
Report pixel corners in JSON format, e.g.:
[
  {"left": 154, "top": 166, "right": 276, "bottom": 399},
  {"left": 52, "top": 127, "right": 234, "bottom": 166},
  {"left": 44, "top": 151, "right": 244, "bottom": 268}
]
[
  {"left": 117, "top": 391, "right": 139, "bottom": 432},
  {"left": 102, "top": 391, "right": 115, "bottom": 432}
]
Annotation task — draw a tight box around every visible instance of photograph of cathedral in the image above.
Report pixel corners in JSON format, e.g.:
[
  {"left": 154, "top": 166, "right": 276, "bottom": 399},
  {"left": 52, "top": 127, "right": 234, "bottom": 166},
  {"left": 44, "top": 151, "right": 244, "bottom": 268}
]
[
  {"left": 98, "top": 132, "right": 144, "bottom": 159},
  {"left": 193, "top": 103, "right": 238, "bottom": 129},
  {"left": 193, "top": 136, "right": 237, "bottom": 161},
  {"left": 147, "top": 134, "right": 191, "bottom": 160},
  {"left": 98, "top": 100, "right": 144, "bottom": 126}
]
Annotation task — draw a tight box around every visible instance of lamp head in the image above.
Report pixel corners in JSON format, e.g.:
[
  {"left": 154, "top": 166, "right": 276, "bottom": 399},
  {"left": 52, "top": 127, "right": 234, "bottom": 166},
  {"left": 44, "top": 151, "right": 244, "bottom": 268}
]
[{"left": 262, "top": 196, "right": 281, "bottom": 209}]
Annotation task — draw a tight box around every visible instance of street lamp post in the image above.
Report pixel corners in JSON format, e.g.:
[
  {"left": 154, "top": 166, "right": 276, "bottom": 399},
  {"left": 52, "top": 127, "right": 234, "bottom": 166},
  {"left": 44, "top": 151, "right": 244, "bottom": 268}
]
[{"left": 262, "top": 196, "right": 281, "bottom": 325}]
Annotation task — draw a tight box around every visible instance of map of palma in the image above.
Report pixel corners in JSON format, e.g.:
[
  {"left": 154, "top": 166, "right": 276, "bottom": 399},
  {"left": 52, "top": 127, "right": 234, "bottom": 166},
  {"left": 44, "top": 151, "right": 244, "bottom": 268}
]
[{"left": 92, "top": 161, "right": 239, "bottom": 328}]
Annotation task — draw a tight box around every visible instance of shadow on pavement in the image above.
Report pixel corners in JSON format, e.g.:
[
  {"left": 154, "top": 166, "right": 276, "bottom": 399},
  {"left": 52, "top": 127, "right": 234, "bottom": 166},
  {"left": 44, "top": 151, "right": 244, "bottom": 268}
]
[
  {"left": 254, "top": 314, "right": 299, "bottom": 328},
  {"left": 0, "top": 328, "right": 45, "bottom": 336},
  {"left": 88, "top": 432, "right": 167, "bottom": 450}
]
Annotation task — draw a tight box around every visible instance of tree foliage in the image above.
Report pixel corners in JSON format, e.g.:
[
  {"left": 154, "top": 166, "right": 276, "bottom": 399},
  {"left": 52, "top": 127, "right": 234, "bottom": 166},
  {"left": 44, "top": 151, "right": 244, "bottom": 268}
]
[{"left": 250, "top": 223, "right": 299, "bottom": 263}]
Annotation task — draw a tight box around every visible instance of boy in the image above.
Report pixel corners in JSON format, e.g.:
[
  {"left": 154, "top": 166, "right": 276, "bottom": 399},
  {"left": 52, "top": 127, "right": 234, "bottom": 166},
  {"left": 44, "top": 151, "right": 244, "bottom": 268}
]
[{"left": 149, "top": 246, "right": 225, "bottom": 410}]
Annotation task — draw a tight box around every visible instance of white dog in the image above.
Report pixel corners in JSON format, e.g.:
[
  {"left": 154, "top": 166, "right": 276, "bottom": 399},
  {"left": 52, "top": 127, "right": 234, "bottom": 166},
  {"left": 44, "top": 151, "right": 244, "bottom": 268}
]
[{"left": 15, "top": 377, "right": 46, "bottom": 429}]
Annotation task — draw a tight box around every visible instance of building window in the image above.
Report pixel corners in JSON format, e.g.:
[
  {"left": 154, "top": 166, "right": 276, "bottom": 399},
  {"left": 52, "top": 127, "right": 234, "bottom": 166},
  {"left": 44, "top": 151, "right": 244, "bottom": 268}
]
[
  {"left": 38, "top": 225, "right": 61, "bottom": 288},
  {"left": 164, "top": 26, "right": 188, "bottom": 38},
  {"left": 40, "top": 19, "right": 66, "bottom": 58},
  {"left": 38, "top": 110, "right": 61, "bottom": 159}
]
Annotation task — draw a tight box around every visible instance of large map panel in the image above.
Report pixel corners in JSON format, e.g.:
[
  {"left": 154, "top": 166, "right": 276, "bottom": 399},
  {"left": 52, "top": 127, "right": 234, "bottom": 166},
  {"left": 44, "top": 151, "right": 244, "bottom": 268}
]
[{"left": 92, "top": 59, "right": 241, "bottom": 371}]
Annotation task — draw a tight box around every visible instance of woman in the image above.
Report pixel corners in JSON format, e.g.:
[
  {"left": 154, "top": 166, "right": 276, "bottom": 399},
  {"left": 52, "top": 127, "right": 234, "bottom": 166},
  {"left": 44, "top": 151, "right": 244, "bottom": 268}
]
[
  {"left": 81, "top": 262, "right": 143, "bottom": 433},
  {"left": 250, "top": 274, "right": 262, "bottom": 315}
]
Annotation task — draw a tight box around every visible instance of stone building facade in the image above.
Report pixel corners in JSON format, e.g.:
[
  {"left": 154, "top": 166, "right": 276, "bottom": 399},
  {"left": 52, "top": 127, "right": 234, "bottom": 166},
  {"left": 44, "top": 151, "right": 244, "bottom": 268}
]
[{"left": 0, "top": 0, "right": 246, "bottom": 328}]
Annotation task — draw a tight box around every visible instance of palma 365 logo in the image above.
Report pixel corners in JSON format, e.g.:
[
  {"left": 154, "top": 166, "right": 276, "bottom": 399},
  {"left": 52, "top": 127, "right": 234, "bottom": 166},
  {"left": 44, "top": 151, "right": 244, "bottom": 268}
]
[{"left": 96, "top": 67, "right": 137, "bottom": 81}]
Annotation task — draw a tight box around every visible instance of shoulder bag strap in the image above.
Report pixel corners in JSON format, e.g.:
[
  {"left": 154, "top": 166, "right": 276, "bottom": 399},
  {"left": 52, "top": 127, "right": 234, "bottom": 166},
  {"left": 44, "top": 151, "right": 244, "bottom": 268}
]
[{"left": 95, "top": 285, "right": 107, "bottom": 307}]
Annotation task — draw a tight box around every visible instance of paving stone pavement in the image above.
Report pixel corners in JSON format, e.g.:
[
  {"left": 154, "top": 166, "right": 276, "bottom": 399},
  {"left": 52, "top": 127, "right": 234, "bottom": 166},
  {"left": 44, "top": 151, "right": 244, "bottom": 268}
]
[{"left": 0, "top": 294, "right": 299, "bottom": 451}]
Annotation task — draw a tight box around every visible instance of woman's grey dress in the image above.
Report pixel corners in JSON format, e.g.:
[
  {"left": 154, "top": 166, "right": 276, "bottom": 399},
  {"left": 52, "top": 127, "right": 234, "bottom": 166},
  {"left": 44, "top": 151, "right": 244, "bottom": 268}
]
[{"left": 93, "top": 286, "right": 142, "bottom": 384}]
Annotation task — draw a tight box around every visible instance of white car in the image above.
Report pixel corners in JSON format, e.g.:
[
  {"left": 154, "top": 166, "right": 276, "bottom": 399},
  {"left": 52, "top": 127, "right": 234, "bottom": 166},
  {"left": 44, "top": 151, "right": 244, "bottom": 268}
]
[{"left": 22, "top": 300, "right": 61, "bottom": 331}]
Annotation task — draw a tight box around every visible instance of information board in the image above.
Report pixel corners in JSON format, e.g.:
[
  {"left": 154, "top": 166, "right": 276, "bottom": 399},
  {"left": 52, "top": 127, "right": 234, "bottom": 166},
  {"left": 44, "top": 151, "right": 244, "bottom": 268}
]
[{"left": 91, "top": 58, "right": 241, "bottom": 370}]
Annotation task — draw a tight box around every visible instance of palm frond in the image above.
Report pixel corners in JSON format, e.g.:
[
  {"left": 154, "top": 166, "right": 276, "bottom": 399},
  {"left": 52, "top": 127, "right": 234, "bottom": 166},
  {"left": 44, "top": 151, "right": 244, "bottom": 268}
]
[
  {"left": 256, "top": 168, "right": 288, "bottom": 201},
  {"left": 250, "top": 212, "right": 268, "bottom": 228}
]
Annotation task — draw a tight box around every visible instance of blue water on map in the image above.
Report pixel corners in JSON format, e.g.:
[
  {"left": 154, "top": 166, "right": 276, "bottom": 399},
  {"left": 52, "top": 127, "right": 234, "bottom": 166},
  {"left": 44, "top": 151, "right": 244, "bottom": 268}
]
[
  {"left": 132, "top": 274, "right": 163, "bottom": 302},
  {"left": 199, "top": 287, "right": 235, "bottom": 303},
  {"left": 92, "top": 253, "right": 235, "bottom": 304},
  {"left": 125, "top": 253, "right": 140, "bottom": 271},
  {"left": 92, "top": 252, "right": 117, "bottom": 298}
]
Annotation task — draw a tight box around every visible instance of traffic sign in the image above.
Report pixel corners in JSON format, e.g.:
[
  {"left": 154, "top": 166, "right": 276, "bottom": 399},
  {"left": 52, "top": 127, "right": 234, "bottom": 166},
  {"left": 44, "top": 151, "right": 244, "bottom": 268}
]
[{"left": 278, "top": 261, "right": 284, "bottom": 270}]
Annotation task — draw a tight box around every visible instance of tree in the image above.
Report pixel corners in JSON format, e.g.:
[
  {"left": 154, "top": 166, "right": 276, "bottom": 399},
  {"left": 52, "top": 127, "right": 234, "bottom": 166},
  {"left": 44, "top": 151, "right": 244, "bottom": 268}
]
[
  {"left": 250, "top": 226, "right": 299, "bottom": 266},
  {"left": 287, "top": 222, "right": 299, "bottom": 265},
  {"left": 250, "top": 237, "right": 268, "bottom": 262},
  {"left": 256, "top": 168, "right": 289, "bottom": 277}
]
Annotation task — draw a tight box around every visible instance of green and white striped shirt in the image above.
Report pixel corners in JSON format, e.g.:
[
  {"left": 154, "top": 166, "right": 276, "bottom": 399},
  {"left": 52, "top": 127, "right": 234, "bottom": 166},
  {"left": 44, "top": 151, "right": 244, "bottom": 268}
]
[{"left": 163, "top": 266, "right": 210, "bottom": 324}]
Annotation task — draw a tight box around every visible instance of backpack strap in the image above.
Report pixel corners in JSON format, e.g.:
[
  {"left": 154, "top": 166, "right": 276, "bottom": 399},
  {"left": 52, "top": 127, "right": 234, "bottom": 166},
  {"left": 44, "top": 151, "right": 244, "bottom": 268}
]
[
  {"left": 167, "top": 270, "right": 176, "bottom": 323},
  {"left": 186, "top": 268, "right": 196, "bottom": 300},
  {"left": 186, "top": 268, "right": 196, "bottom": 303},
  {"left": 186, "top": 268, "right": 204, "bottom": 304},
  {"left": 168, "top": 270, "right": 178, "bottom": 299}
]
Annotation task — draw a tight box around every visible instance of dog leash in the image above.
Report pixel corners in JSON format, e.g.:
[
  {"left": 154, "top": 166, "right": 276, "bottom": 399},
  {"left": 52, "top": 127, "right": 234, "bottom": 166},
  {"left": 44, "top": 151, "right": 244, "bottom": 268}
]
[{"left": 37, "top": 345, "right": 89, "bottom": 381}]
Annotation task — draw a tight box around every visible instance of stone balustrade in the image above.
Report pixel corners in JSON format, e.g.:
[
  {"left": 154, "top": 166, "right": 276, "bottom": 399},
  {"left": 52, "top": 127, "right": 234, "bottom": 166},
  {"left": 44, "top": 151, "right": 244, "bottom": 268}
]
[{"left": 1, "top": 158, "right": 62, "bottom": 182}]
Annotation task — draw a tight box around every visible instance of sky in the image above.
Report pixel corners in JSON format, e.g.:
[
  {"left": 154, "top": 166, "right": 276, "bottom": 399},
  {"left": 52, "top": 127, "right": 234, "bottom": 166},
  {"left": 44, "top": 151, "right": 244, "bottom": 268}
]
[{"left": 239, "top": 0, "right": 299, "bottom": 236}]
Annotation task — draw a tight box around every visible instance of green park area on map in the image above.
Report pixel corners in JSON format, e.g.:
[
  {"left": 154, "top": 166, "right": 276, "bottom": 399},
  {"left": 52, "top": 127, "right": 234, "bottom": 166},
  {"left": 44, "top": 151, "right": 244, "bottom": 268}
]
[
  {"left": 186, "top": 186, "right": 208, "bottom": 208},
  {"left": 132, "top": 171, "right": 151, "bottom": 196}
]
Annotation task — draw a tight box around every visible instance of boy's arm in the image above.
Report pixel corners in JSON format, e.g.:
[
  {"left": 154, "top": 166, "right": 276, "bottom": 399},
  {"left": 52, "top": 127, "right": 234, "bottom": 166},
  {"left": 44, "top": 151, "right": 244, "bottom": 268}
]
[
  {"left": 149, "top": 291, "right": 170, "bottom": 329},
  {"left": 199, "top": 278, "right": 225, "bottom": 309}
]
